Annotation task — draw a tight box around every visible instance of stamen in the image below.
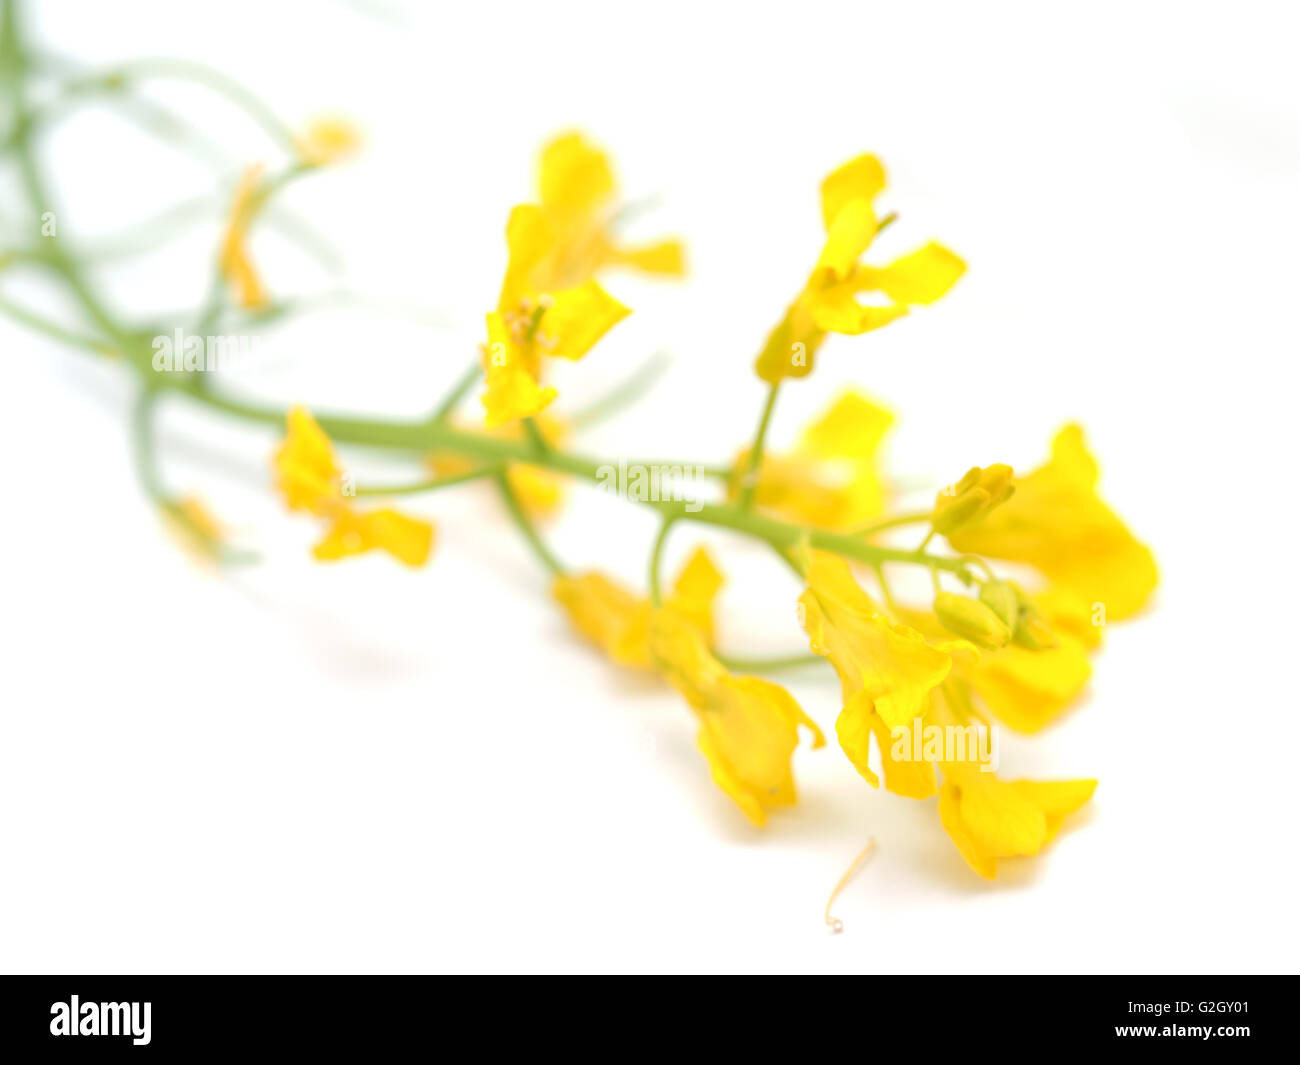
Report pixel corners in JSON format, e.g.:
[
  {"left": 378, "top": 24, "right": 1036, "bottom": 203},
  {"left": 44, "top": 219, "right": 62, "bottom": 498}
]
[{"left": 824, "top": 837, "right": 875, "bottom": 934}]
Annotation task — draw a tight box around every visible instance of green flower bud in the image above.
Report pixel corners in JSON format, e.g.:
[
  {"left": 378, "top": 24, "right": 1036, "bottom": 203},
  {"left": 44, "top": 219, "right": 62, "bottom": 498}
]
[{"left": 934, "top": 592, "right": 1012, "bottom": 650}]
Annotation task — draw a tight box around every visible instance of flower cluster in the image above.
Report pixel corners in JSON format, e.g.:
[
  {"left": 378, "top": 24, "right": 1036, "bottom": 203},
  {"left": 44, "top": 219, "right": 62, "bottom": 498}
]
[
  {"left": 255, "top": 135, "right": 1156, "bottom": 879},
  {"left": 3, "top": 32, "right": 1156, "bottom": 886}
]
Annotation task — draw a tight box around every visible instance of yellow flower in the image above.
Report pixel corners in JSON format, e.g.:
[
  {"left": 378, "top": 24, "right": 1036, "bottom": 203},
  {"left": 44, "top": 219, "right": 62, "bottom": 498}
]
[
  {"left": 296, "top": 117, "right": 362, "bottom": 166},
  {"left": 218, "top": 165, "right": 269, "bottom": 310},
  {"left": 961, "top": 587, "right": 1095, "bottom": 733},
  {"left": 731, "top": 390, "right": 894, "bottom": 529},
  {"left": 273, "top": 407, "right": 434, "bottom": 566},
  {"left": 755, "top": 154, "right": 965, "bottom": 383},
  {"left": 483, "top": 214, "right": 630, "bottom": 426},
  {"left": 481, "top": 132, "right": 686, "bottom": 427},
  {"left": 552, "top": 546, "right": 724, "bottom": 669},
  {"left": 891, "top": 590, "right": 1097, "bottom": 736},
  {"left": 430, "top": 415, "right": 570, "bottom": 517},
  {"left": 799, "top": 550, "right": 975, "bottom": 797},
  {"left": 949, "top": 424, "right": 1158, "bottom": 620},
  {"left": 649, "top": 607, "right": 824, "bottom": 826},
  {"left": 162, "top": 496, "right": 225, "bottom": 563},
  {"left": 938, "top": 764, "right": 1096, "bottom": 879}
]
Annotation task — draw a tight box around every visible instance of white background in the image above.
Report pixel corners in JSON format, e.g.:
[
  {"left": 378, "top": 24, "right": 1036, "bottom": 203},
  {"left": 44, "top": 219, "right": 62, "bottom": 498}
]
[{"left": 1, "top": 0, "right": 1297, "bottom": 974}]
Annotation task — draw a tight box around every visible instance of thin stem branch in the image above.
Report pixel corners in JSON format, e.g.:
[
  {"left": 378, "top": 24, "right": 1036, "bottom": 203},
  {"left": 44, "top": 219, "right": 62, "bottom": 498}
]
[
  {"left": 736, "top": 381, "right": 780, "bottom": 509},
  {"left": 495, "top": 470, "right": 564, "bottom": 576}
]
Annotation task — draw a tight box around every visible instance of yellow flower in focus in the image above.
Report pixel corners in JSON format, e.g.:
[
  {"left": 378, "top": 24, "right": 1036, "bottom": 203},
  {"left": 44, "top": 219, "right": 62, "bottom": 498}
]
[
  {"left": 732, "top": 390, "right": 894, "bottom": 529},
  {"left": 296, "top": 117, "right": 362, "bottom": 166},
  {"left": 649, "top": 607, "right": 824, "bottom": 826},
  {"left": 218, "top": 165, "right": 269, "bottom": 310},
  {"left": 893, "top": 590, "right": 1097, "bottom": 736},
  {"left": 799, "top": 550, "right": 975, "bottom": 797},
  {"left": 273, "top": 407, "right": 434, "bottom": 566},
  {"left": 959, "top": 587, "right": 1096, "bottom": 733},
  {"left": 949, "top": 425, "right": 1158, "bottom": 620},
  {"left": 552, "top": 546, "right": 725, "bottom": 669},
  {"left": 938, "top": 764, "right": 1096, "bottom": 879},
  {"left": 755, "top": 154, "right": 965, "bottom": 383}
]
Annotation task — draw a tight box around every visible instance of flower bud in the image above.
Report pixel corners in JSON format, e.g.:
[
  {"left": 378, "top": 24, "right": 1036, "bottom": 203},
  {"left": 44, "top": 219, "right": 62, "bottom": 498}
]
[
  {"left": 978, "top": 579, "right": 1020, "bottom": 629},
  {"left": 932, "top": 464, "right": 1015, "bottom": 536},
  {"left": 934, "top": 592, "right": 1011, "bottom": 649}
]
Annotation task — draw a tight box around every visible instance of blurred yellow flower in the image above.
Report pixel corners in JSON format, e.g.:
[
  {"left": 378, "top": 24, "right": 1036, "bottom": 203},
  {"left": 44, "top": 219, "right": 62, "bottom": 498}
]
[
  {"left": 483, "top": 226, "right": 629, "bottom": 426},
  {"left": 552, "top": 546, "right": 724, "bottom": 669},
  {"left": 649, "top": 607, "right": 824, "bottom": 826},
  {"left": 162, "top": 496, "right": 225, "bottom": 563},
  {"left": 533, "top": 131, "right": 686, "bottom": 290},
  {"left": 938, "top": 765, "right": 1095, "bottom": 879},
  {"left": 273, "top": 407, "right": 433, "bottom": 566},
  {"left": 799, "top": 550, "right": 975, "bottom": 797},
  {"left": 950, "top": 424, "right": 1158, "bottom": 620},
  {"left": 755, "top": 153, "right": 965, "bottom": 383},
  {"left": 218, "top": 165, "right": 269, "bottom": 310},
  {"left": 482, "top": 132, "right": 686, "bottom": 427},
  {"left": 296, "top": 117, "right": 362, "bottom": 166},
  {"left": 731, "top": 390, "right": 894, "bottom": 529}
]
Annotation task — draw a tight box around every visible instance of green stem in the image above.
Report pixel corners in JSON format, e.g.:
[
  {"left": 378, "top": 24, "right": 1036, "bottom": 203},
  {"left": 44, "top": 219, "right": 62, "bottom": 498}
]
[
  {"left": 736, "top": 381, "right": 780, "bottom": 509},
  {"left": 714, "top": 651, "right": 824, "bottom": 674},
  {"left": 495, "top": 470, "right": 563, "bottom": 576},
  {"left": 647, "top": 516, "right": 677, "bottom": 607},
  {"left": 569, "top": 350, "right": 669, "bottom": 429},
  {"left": 853, "top": 511, "right": 933, "bottom": 537},
  {"left": 353, "top": 464, "right": 500, "bottom": 497},
  {"left": 431, "top": 361, "right": 482, "bottom": 421}
]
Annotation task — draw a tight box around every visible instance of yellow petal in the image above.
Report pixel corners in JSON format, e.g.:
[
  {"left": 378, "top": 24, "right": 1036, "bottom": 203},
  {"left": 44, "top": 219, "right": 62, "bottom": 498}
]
[
  {"left": 608, "top": 238, "right": 687, "bottom": 277},
  {"left": 552, "top": 572, "right": 652, "bottom": 669},
  {"left": 538, "top": 131, "right": 616, "bottom": 220},
  {"left": 798, "top": 390, "right": 895, "bottom": 461},
  {"left": 820, "top": 154, "right": 887, "bottom": 230},
  {"left": 967, "top": 639, "right": 1092, "bottom": 733},
  {"left": 273, "top": 407, "right": 342, "bottom": 515},
  {"left": 1011, "top": 778, "right": 1097, "bottom": 843},
  {"left": 481, "top": 318, "right": 558, "bottom": 429},
  {"left": 801, "top": 551, "right": 971, "bottom": 730},
  {"left": 667, "top": 546, "right": 725, "bottom": 643},
  {"left": 313, "top": 508, "right": 434, "bottom": 567},
  {"left": 807, "top": 282, "right": 909, "bottom": 336},
  {"left": 815, "top": 199, "right": 878, "bottom": 281},
  {"left": 938, "top": 778, "right": 998, "bottom": 879},
  {"left": 754, "top": 300, "right": 825, "bottom": 383},
  {"left": 856, "top": 242, "right": 966, "bottom": 305},
  {"left": 538, "top": 281, "right": 630, "bottom": 360},
  {"left": 950, "top": 425, "right": 1158, "bottom": 620},
  {"left": 953, "top": 769, "right": 1049, "bottom": 857},
  {"left": 651, "top": 609, "right": 823, "bottom": 826}
]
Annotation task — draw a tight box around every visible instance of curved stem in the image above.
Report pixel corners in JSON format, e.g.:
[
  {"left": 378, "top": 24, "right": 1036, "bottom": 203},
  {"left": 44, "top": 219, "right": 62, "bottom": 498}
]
[
  {"left": 714, "top": 651, "right": 824, "bottom": 674},
  {"left": 853, "top": 511, "right": 933, "bottom": 537},
  {"left": 647, "top": 516, "right": 677, "bottom": 606},
  {"left": 354, "top": 464, "right": 500, "bottom": 497},
  {"left": 495, "top": 470, "right": 563, "bottom": 576}
]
